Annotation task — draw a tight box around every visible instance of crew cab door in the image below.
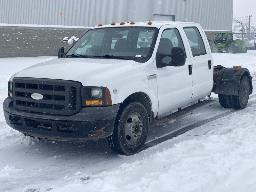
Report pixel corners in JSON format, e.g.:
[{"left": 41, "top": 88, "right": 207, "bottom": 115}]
[
  {"left": 183, "top": 26, "right": 213, "bottom": 101},
  {"left": 156, "top": 27, "right": 193, "bottom": 117}
]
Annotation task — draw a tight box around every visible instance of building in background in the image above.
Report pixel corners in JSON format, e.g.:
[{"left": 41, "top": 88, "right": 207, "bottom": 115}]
[
  {"left": 0, "top": 0, "right": 233, "bottom": 31},
  {"left": 0, "top": 0, "right": 233, "bottom": 57}
]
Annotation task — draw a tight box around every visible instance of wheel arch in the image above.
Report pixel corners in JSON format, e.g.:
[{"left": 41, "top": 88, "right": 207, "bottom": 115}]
[{"left": 117, "top": 92, "right": 154, "bottom": 122}]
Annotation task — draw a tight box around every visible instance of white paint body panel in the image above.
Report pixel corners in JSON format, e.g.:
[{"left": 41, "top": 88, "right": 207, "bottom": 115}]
[
  {"left": 12, "top": 21, "right": 213, "bottom": 118},
  {"left": 153, "top": 25, "right": 193, "bottom": 117},
  {"left": 182, "top": 23, "right": 214, "bottom": 101}
]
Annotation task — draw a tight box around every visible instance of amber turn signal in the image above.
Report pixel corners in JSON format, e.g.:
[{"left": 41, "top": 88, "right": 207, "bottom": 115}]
[
  {"left": 85, "top": 99, "right": 103, "bottom": 106},
  {"left": 233, "top": 66, "right": 242, "bottom": 70},
  {"left": 103, "top": 88, "right": 112, "bottom": 106},
  {"left": 82, "top": 87, "right": 112, "bottom": 107}
]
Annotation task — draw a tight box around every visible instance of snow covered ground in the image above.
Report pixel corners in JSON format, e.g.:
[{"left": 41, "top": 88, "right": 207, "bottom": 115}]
[{"left": 0, "top": 52, "right": 256, "bottom": 192}]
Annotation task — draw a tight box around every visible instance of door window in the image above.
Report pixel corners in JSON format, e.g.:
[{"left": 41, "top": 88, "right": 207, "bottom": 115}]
[
  {"left": 184, "top": 27, "right": 207, "bottom": 57},
  {"left": 158, "top": 28, "right": 185, "bottom": 55}
]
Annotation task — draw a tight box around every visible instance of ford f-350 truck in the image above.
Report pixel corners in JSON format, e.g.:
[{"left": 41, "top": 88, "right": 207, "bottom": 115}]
[{"left": 3, "top": 21, "right": 253, "bottom": 155}]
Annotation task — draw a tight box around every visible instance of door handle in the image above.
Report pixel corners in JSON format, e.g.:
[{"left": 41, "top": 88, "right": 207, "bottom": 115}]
[
  {"left": 147, "top": 74, "right": 157, "bottom": 80},
  {"left": 208, "top": 60, "right": 212, "bottom": 70},
  {"left": 188, "top": 65, "right": 192, "bottom": 75}
]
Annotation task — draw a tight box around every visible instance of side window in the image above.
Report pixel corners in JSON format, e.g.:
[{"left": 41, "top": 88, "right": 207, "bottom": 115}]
[
  {"left": 157, "top": 28, "right": 185, "bottom": 56},
  {"left": 184, "top": 27, "right": 207, "bottom": 57}
]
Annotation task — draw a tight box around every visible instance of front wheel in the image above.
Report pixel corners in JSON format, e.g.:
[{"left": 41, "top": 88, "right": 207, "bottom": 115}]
[{"left": 108, "top": 102, "right": 149, "bottom": 155}]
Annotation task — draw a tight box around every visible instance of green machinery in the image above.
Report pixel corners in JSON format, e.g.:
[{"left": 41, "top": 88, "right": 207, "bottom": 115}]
[{"left": 208, "top": 32, "right": 247, "bottom": 53}]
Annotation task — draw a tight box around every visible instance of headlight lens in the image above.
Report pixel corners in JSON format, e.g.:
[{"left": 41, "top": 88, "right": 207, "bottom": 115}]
[
  {"left": 8, "top": 80, "right": 13, "bottom": 98},
  {"left": 82, "top": 87, "right": 112, "bottom": 107},
  {"left": 91, "top": 88, "right": 103, "bottom": 99}
]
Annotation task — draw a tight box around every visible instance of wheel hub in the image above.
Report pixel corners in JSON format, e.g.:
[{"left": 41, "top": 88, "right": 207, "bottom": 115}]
[{"left": 124, "top": 113, "right": 143, "bottom": 145}]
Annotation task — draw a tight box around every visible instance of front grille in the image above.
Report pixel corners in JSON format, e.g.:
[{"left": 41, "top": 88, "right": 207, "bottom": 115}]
[{"left": 13, "top": 78, "right": 82, "bottom": 115}]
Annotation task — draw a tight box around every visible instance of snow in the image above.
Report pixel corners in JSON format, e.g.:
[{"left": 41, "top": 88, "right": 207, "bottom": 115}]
[
  {"left": 52, "top": 106, "right": 256, "bottom": 192},
  {"left": 1, "top": 52, "right": 256, "bottom": 192}
]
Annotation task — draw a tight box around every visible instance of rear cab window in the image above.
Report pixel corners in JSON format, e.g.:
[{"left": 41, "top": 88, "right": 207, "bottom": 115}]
[{"left": 184, "top": 27, "right": 207, "bottom": 57}]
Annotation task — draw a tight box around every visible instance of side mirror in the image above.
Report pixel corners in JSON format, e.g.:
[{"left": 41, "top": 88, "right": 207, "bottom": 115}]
[
  {"left": 67, "top": 38, "right": 75, "bottom": 45},
  {"left": 156, "top": 47, "right": 186, "bottom": 68},
  {"left": 58, "top": 47, "right": 65, "bottom": 58},
  {"left": 62, "top": 37, "right": 69, "bottom": 42},
  {"left": 63, "top": 36, "right": 79, "bottom": 45},
  {"left": 156, "top": 53, "right": 172, "bottom": 68},
  {"left": 170, "top": 47, "right": 186, "bottom": 66}
]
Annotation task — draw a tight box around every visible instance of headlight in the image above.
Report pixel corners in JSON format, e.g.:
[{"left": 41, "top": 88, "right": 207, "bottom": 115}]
[
  {"left": 82, "top": 87, "right": 112, "bottom": 107},
  {"left": 8, "top": 80, "right": 13, "bottom": 98},
  {"left": 91, "top": 88, "right": 103, "bottom": 99}
]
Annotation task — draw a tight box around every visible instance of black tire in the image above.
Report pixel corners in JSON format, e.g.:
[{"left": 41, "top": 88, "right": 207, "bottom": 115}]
[
  {"left": 219, "top": 94, "right": 233, "bottom": 108},
  {"left": 108, "top": 102, "right": 149, "bottom": 155},
  {"left": 232, "top": 76, "right": 250, "bottom": 109}
]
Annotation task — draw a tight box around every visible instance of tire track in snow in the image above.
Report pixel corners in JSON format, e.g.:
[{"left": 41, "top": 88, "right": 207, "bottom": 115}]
[{"left": 144, "top": 93, "right": 256, "bottom": 151}]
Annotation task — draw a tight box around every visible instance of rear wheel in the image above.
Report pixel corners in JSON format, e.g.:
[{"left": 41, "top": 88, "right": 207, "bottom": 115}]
[
  {"left": 219, "top": 94, "right": 233, "bottom": 108},
  {"left": 108, "top": 102, "right": 149, "bottom": 155},
  {"left": 233, "top": 76, "right": 250, "bottom": 109}
]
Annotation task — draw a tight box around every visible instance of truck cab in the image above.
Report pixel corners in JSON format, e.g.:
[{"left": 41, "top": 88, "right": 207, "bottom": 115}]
[{"left": 3, "top": 21, "right": 252, "bottom": 155}]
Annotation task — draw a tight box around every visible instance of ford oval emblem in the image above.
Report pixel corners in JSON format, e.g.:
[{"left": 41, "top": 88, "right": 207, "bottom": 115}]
[{"left": 31, "top": 93, "right": 44, "bottom": 100}]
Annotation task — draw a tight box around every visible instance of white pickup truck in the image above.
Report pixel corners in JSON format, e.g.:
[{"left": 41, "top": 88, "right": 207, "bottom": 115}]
[{"left": 4, "top": 21, "right": 253, "bottom": 155}]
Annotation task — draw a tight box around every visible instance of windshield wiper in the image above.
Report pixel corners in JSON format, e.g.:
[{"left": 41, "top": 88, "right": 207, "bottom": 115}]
[
  {"left": 66, "top": 54, "right": 89, "bottom": 58},
  {"left": 91, "top": 55, "right": 135, "bottom": 60}
]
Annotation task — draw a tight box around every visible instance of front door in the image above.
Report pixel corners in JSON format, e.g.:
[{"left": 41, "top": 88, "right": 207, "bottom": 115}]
[{"left": 156, "top": 28, "right": 193, "bottom": 117}]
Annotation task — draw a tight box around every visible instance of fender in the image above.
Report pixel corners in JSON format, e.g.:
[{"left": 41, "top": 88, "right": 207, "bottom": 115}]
[{"left": 213, "top": 65, "right": 253, "bottom": 96}]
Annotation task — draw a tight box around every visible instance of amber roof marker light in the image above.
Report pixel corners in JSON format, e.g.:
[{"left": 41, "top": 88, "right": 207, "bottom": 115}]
[{"left": 147, "top": 21, "right": 153, "bottom": 25}]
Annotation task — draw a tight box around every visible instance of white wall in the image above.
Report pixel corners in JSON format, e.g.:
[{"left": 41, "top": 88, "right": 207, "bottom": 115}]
[{"left": 0, "top": 0, "right": 233, "bottom": 30}]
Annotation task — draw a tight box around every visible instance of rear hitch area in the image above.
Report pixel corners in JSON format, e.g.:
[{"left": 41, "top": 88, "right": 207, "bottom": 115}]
[{"left": 213, "top": 65, "right": 253, "bottom": 109}]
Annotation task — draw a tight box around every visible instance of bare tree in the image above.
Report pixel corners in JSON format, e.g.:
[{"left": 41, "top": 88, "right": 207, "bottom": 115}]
[
  {"left": 233, "top": 16, "right": 256, "bottom": 41},
  {"left": 233, "top": 19, "right": 246, "bottom": 40}
]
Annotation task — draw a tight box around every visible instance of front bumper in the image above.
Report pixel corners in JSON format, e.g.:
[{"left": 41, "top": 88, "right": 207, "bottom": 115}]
[{"left": 3, "top": 98, "right": 120, "bottom": 142}]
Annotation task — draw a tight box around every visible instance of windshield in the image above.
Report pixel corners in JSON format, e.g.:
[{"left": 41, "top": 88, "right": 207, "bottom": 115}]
[{"left": 66, "top": 27, "right": 158, "bottom": 62}]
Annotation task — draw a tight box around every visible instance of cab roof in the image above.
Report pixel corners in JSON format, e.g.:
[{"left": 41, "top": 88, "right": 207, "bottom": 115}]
[{"left": 94, "top": 21, "right": 198, "bottom": 29}]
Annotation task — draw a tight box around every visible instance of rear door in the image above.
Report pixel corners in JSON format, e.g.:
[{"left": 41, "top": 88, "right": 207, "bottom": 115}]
[{"left": 183, "top": 26, "right": 213, "bottom": 101}]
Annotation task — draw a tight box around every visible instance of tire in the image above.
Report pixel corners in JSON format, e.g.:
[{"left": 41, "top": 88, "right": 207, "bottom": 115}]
[
  {"left": 219, "top": 94, "right": 233, "bottom": 108},
  {"left": 232, "top": 76, "right": 250, "bottom": 109},
  {"left": 108, "top": 102, "right": 149, "bottom": 155}
]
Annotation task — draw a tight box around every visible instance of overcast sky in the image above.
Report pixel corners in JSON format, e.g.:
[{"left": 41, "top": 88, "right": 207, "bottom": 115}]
[{"left": 234, "top": 0, "right": 256, "bottom": 25}]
